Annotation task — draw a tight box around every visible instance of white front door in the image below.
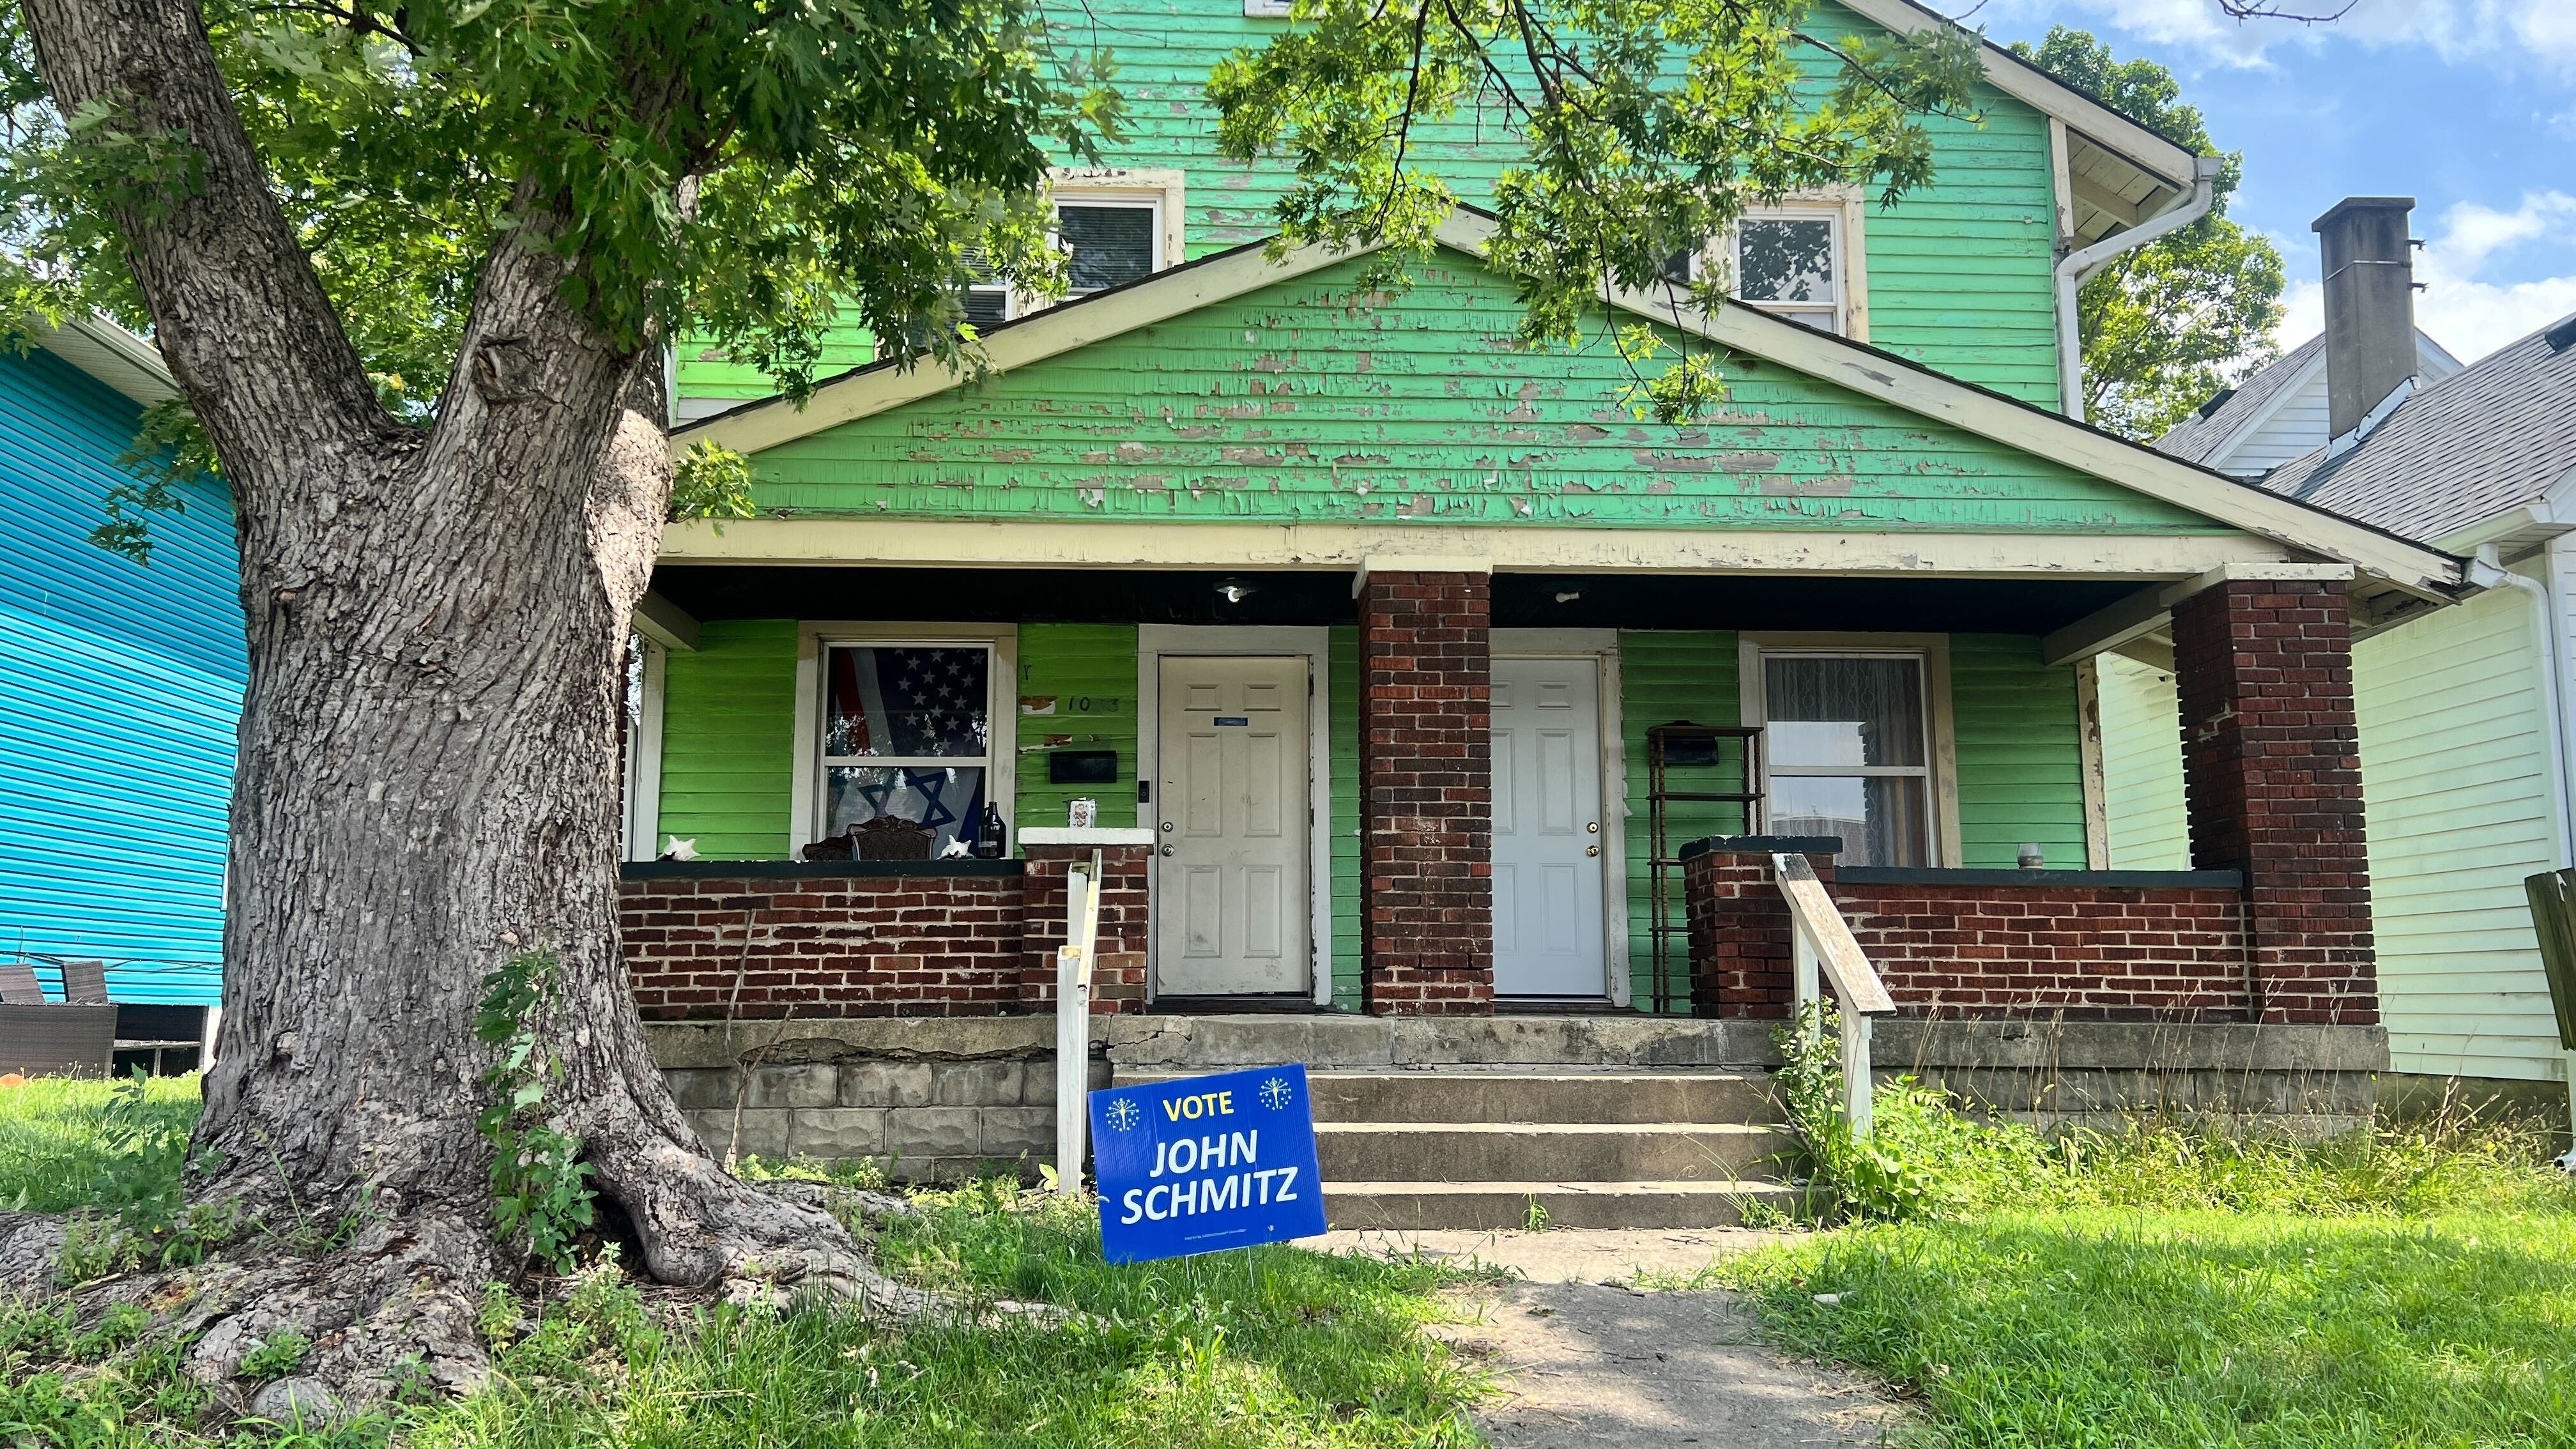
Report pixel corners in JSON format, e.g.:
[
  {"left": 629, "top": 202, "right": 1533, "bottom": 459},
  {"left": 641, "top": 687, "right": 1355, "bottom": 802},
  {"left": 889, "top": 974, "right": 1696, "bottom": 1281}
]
[
  {"left": 1154, "top": 656, "right": 1312, "bottom": 996},
  {"left": 1492, "top": 656, "right": 1609, "bottom": 997}
]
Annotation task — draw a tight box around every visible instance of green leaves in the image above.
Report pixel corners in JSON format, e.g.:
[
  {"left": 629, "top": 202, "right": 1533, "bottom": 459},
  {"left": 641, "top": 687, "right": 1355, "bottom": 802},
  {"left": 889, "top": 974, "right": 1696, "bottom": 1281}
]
[
  {"left": 2013, "top": 26, "right": 2287, "bottom": 440},
  {"left": 476, "top": 949, "right": 597, "bottom": 1275},
  {"left": 1206, "top": 0, "right": 1981, "bottom": 421}
]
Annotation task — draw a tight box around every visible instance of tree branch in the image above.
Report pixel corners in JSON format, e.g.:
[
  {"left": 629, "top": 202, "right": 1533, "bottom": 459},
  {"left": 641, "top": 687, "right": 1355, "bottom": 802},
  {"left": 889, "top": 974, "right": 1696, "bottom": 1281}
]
[{"left": 20, "top": 0, "right": 399, "bottom": 496}]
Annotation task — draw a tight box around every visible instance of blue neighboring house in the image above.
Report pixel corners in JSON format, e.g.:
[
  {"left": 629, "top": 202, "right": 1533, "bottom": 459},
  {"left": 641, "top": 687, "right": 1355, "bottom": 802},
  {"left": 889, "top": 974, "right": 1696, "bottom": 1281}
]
[{"left": 0, "top": 316, "right": 242, "bottom": 1013}]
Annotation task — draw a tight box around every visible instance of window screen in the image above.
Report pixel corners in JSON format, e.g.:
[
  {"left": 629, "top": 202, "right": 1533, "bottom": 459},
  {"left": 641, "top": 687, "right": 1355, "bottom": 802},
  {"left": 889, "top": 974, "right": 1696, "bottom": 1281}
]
[
  {"left": 1057, "top": 202, "right": 1158, "bottom": 294},
  {"left": 1734, "top": 214, "right": 1841, "bottom": 332},
  {"left": 1763, "top": 654, "right": 1929, "bottom": 867}
]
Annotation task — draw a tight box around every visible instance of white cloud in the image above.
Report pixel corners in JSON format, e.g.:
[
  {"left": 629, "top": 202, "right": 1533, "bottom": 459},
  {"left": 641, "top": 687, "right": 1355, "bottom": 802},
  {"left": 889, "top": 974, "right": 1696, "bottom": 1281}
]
[
  {"left": 2275, "top": 190, "right": 2576, "bottom": 362},
  {"left": 1954, "top": 0, "right": 2576, "bottom": 78}
]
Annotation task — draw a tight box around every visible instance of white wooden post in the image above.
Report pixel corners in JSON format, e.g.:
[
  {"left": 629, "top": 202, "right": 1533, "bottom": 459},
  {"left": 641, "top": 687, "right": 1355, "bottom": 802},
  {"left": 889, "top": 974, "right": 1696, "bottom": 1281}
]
[
  {"left": 2562, "top": 1050, "right": 2576, "bottom": 1172},
  {"left": 1790, "top": 921, "right": 1821, "bottom": 1041},
  {"left": 1841, "top": 1011, "right": 1874, "bottom": 1141},
  {"left": 1053, "top": 851, "right": 1105, "bottom": 1195}
]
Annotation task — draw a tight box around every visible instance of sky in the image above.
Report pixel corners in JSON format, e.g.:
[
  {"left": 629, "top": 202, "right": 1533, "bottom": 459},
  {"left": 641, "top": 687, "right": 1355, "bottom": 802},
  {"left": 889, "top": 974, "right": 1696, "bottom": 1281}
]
[{"left": 1951, "top": 0, "right": 2576, "bottom": 365}]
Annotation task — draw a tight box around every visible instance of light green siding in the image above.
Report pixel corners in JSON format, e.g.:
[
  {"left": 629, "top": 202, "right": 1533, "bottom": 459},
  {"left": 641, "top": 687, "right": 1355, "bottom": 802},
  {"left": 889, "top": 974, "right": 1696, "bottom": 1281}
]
[
  {"left": 1330, "top": 625, "right": 1362, "bottom": 1011},
  {"left": 2096, "top": 653, "right": 2188, "bottom": 870},
  {"left": 675, "top": 318, "right": 882, "bottom": 400},
  {"left": 753, "top": 253, "right": 2221, "bottom": 535},
  {"left": 1016, "top": 624, "right": 1140, "bottom": 831},
  {"left": 1618, "top": 631, "right": 1744, "bottom": 1011},
  {"left": 677, "top": 4, "right": 2069, "bottom": 408},
  {"left": 2356, "top": 577, "right": 2566, "bottom": 1082},
  {"left": 1950, "top": 634, "right": 2089, "bottom": 870},
  {"left": 656, "top": 620, "right": 798, "bottom": 858}
]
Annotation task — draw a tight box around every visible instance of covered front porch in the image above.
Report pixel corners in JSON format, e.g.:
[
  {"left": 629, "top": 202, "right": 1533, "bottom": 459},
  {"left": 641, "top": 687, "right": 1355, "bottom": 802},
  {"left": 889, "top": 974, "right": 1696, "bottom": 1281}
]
[{"left": 619, "top": 546, "right": 2382, "bottom": 1028}]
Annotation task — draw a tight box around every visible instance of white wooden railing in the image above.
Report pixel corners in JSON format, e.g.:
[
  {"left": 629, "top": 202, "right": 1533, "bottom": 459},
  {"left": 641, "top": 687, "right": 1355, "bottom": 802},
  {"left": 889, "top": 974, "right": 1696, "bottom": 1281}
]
[
  {"left": 1053, "top": 849, "right": 1106, "bottom": 1195},
  {"left": 1772, "top": 853, "right": 1896, "bottom": 1139}
]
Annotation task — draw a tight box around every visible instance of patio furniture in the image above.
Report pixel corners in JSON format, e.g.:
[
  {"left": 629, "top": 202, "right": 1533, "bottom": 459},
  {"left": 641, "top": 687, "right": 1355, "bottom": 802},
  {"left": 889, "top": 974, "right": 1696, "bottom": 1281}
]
[
  {"left": 59, "top": 958, "right": 109, "bottom": 1004},
  {"left": 0, "top": 960, "right": 45, "bottom": 1004},
  {"left": 0, "top": 1003, "right": 116, "bottom": 1077}
]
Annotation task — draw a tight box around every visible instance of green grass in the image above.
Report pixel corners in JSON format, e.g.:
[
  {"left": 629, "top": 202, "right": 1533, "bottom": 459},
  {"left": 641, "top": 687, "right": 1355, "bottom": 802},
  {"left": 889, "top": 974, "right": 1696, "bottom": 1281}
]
[
  {"left": 0, "top": 1075, "right": 200, "bottom": 1213},
  {"left": 0, "top": 1080, "right": 1486, "bottom": 1447},
  {"left": 1698, "top": 1109, "right": 2576, "bottom": 1448}
]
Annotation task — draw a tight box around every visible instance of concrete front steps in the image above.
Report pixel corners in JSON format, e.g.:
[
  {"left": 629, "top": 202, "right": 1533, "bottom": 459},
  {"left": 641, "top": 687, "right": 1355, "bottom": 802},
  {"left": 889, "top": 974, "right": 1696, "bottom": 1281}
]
[{"left": 1115, "top": 1064, "right": 1802, "bottom": 1230}]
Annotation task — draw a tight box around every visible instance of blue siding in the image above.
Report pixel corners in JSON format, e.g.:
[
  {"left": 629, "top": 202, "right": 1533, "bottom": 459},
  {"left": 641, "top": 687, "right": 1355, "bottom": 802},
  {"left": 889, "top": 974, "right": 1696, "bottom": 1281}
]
[{"left": 0, "top": 347, "right": 243, "bottom": 1004}]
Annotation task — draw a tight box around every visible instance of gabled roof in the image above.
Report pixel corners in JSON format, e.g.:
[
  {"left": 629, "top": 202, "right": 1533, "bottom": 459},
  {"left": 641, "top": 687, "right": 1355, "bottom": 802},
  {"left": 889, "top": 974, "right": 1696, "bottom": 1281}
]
[
  {"left": 2155, "top": 330, "right": 2461, "bottom": 470},
  {"left": 679, "top": 211, "right": 2464, "bottom": 602},
  {"left": 30, "top": 315, "right": 176, "bottom": 406},
  {"left": 2261, "top": 313, "right": 2576, "bottom": 542},
  {"left": 1836, "top": 0, "right": 2198, "bottom": 243}
]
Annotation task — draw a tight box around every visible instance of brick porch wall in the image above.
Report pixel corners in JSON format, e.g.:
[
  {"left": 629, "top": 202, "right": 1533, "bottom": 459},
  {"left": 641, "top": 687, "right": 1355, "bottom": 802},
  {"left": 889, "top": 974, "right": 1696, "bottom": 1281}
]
[
  {"left": 1016, "top": 845, "right": 1151, "bottom": 1015},
  {"left": 1358, "top": 569, "right": 1496, "bottom": 1015},
  {"left": 1684, "top": 845, "right": 2251, "bottom": 1020},
  {"left": 619, "top": 855, "right": 1151, "bottom": 1020},
  {"left": 2170, "top": 578, "right": 2376, "bottom": 1025}
]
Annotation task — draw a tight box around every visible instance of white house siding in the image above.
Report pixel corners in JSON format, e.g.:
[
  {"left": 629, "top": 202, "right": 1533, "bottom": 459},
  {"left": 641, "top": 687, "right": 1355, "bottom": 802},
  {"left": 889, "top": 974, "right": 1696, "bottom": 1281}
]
[
  {"left": 2221, "top": 390, "right": 2332, "bottom": 476},
  {"left": 2356, "top": 574, "right": 2566, "bottom": 1082},
  {"left": 2095, "top": 652, "right": 2188, "bottom": 869}
]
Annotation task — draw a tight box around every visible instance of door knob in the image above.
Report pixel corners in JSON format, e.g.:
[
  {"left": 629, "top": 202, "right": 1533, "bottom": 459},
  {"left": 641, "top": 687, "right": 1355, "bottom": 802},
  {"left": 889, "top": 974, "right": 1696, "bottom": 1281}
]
[
  {"left": 1586, "top": 845, "right": 1600, "bottom": 857},
  {"left": 1160, "top": 844, "right": 1175, "bottom": 857}
]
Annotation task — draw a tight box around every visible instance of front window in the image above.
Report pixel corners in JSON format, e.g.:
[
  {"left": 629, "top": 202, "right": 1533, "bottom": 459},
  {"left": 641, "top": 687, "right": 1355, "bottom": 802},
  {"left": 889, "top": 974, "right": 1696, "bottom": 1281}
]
[
  {"left": 1761, "top": 654, "right": 1929, "bottom": 866},
  {"left": 818, "top": 643, "right": 996, "bottom": 854}
]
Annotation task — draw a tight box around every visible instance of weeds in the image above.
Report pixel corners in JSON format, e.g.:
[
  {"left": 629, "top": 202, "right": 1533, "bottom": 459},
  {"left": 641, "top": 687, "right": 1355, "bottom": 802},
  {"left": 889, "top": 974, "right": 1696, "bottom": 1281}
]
[{"left": 474, "top": 949, "right": 597, "bottom": 1275}]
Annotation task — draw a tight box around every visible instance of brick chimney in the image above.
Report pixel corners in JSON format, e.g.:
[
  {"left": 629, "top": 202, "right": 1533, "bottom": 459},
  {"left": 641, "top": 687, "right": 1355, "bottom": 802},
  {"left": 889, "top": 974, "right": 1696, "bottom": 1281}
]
[{"left": 2311, "top": 197, "right": 2419, "bottom": 447}]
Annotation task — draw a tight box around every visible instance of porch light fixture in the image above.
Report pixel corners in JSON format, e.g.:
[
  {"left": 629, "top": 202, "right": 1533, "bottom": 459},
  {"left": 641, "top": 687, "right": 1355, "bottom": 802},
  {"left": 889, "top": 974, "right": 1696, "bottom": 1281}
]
[{"left": 1215, "top": 579, "right": 1257, "bottom": 604}]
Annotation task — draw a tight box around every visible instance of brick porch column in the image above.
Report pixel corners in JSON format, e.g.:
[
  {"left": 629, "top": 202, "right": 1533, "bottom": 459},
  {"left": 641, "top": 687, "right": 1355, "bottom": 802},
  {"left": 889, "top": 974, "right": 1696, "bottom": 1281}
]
[
  {"left": 2170, "top": 578, "right": 2375, "bottom": 1024},
  {"left": 1358, "top": 568, "right": 1494, "bottom": 1015},
  {"left": 1682, "top": 839, "right": 1839, "bottom": 1018}
]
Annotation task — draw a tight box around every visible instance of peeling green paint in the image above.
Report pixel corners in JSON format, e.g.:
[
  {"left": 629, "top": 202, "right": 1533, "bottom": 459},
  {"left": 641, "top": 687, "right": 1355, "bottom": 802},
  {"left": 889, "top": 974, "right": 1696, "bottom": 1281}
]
[{"left": 751, "top": 254, "right": 2221, "bottom": 534}]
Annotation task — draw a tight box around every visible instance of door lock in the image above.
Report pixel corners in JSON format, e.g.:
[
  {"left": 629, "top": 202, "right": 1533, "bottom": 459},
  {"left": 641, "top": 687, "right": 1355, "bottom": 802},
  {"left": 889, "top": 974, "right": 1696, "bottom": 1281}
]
[{"left": 1587, "top": 822, "right": 1600, "bottom": 834}]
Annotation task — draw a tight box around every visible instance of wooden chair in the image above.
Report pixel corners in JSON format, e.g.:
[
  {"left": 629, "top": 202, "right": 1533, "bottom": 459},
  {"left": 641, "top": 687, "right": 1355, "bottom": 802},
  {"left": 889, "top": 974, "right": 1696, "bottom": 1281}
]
[
  {"left": 0, "top": 959, "right": 45, "bottom": 1004},
  {"left": 59, "top": 959, "right": 109, "bottom": 1005}
]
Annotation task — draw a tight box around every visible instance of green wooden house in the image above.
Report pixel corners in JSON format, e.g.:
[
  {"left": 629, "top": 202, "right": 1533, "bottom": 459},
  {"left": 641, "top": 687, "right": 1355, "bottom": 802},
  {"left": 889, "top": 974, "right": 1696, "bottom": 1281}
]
[{"left": 620, "top": 0, "right": 2466, "bottom": 1032}]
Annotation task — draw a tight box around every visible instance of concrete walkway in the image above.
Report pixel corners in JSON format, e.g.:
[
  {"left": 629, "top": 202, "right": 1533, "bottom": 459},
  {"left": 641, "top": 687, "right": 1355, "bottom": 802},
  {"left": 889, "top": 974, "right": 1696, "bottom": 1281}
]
[{"left": 1318, "top": 1229, "right": 1905, "bottom": 1448}]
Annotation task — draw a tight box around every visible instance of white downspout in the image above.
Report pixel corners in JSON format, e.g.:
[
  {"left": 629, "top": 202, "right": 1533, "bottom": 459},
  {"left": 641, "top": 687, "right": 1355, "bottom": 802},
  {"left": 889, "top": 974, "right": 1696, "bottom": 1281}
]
[
  {"left": 2481, "top": 544, "right": 2576, "bottom": 1169},
  {"left": 2055, "top": 155, "right": 2225, "bottom": 423}
]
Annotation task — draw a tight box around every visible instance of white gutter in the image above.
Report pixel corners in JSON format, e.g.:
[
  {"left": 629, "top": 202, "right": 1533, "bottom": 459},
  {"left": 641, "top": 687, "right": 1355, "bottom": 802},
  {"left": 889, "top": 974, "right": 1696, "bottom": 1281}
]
[{"left": 2056, "top": 155, "right": 2225, "bottom": 424}]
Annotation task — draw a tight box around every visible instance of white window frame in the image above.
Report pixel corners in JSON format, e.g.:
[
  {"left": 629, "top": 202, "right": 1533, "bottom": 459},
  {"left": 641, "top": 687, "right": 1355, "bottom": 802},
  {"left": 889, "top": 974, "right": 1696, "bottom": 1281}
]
[
  {"left": 1243, "top": 0, "right": 1292, "bottom": 15},
  {"left": 1012, "top": 168, "right": 1186, "bottom": 316},
  {"left": 788, "top": 623, "right": 1019, "bottom": 855},
  {"left": 1675, "top": 192, "right": 1871, "bottom": 341},
  {"left": 622, "top": 636, "right": 667, "bottom": 862},
  {"left": 1738, "top": 632, "right": 1959, "bottom": 866}
]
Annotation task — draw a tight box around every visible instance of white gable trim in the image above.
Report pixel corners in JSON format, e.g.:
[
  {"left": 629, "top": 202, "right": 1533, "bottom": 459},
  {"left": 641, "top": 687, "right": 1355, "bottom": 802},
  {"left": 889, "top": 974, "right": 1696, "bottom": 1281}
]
[
  {"left": 1834, "top": 0, "right": 2196, "bottom": 189},
  {"left": 31, "top": 315, "right": 177, "bottom": 406},
  {"left": 678, "top": 212, "right": 2462, "bottom": 599}
]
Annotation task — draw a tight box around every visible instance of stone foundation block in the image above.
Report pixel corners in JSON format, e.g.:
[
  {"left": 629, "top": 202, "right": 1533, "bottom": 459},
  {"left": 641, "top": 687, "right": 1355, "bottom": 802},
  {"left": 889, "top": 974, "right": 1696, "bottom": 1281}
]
[
  {"left": 789, "top": 1108, "right": 887, "bottom": 1158},
  {"left": 837, "top": 1061, "right": 937, "bottom": 1108}
]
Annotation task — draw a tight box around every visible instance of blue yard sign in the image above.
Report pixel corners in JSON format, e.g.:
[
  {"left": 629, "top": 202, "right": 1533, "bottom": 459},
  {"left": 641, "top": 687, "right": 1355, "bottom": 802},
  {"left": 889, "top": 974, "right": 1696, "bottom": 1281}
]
[{"left": 1089, "top": 1064, "right": 1328, "bottom": 1264}]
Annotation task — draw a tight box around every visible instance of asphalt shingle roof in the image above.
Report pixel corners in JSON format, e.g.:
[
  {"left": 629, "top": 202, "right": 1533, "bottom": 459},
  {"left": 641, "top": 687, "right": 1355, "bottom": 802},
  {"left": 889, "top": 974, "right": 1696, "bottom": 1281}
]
[
  {"left": 2257, "top": 316, "right": 2576, "bottom": 542},
  {"left": 2154, "top": 334, "right": 2325, "bottom": 466}
]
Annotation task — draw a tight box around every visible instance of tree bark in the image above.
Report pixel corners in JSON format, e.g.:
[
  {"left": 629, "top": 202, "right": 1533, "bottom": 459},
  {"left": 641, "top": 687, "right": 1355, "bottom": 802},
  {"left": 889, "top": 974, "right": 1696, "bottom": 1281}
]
[{"left": 15, "top": 0, "right": 902, "bottom": 1404}]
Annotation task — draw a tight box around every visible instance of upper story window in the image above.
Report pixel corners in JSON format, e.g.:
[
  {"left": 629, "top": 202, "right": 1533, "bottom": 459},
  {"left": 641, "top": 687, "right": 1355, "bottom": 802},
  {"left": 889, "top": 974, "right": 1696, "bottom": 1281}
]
[
  {"left": 963, "top": 172, "right": 1185, "bottom": 330},
  {"left": 1660, "top": 199, "right": 1862, "bottom": 338}
]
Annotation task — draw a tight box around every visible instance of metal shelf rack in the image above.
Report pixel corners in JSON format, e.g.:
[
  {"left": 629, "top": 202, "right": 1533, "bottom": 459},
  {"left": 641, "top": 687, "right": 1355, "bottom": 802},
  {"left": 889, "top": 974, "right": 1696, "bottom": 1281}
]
[{"left": 1644, "top": 722, "right": 1764, "bottom": 1015}]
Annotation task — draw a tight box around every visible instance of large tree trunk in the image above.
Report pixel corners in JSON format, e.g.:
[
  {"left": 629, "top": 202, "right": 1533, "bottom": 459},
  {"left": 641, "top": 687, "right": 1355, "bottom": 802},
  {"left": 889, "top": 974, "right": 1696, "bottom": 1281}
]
[{"left": 7, "top": 0, "right": 914, "bottom": 1407}]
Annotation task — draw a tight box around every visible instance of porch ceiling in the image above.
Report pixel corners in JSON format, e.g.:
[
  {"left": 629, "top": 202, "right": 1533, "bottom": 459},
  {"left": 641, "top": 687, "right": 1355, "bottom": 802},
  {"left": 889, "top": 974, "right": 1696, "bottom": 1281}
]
[{"left": 650, "top": 564, "right": 2143, "bottom": 636}]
